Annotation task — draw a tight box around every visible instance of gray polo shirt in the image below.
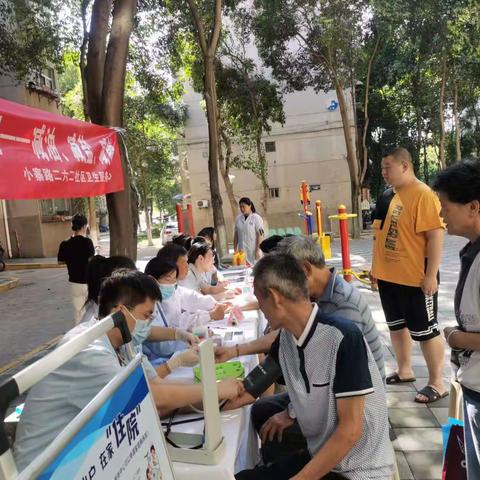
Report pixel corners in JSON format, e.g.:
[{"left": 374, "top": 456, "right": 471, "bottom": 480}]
[
  {"left": 270, "top": 304, "right": 393, "bottom": 479},
  {"left": 317, "top": 269, "right": 385, "bottom": 381},
  {"left": 13, "top": 319, "right": 124, "bottom": 472}
]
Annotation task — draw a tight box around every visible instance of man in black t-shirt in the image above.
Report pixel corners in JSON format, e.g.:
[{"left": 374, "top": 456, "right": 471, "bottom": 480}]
[{"left": 58, "top": 214, "right": 95, "bottom": 324}]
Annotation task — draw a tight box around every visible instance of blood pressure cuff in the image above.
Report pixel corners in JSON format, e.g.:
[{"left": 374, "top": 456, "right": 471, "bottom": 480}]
[{"left": 243, "top": 355, "right": 282, "bottom": 398}]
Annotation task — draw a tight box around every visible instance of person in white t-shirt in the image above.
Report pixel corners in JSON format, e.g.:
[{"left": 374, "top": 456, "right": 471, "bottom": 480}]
[{"left": 234, "top": 197, "right": 265, "bottom": 265}]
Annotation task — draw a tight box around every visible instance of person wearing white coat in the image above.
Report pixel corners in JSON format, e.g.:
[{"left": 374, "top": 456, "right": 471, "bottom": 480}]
[
  {"left": 142, "top": 256, "right": 229, "bottom": 364},
  {"left": 234, "top": 197, "right": 265, "bottom": 265}
]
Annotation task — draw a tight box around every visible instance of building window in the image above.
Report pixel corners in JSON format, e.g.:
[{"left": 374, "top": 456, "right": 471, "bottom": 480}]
[
  {"left": 26, "top": 68, "right": 59, "bottom": 100},
  {"left": 265, "top": 141, "right": 276, "bottom": 153},
  {"left": 269, "top": 187, "right": 280, "bottom": 198},
  {"left": 40, "top": 198, "right": 72, "bottom": 219}
]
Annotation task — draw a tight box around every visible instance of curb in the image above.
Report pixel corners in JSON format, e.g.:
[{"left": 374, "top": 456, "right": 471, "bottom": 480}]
[
  {"left": 0, "top": 335, "right": 62, "bottom": 376},
  {"left": 5, "top": 263, "right": 66, "bottom": 271},
  {"left": 0, "top": 276, "right": 20, "bottom": 293}
]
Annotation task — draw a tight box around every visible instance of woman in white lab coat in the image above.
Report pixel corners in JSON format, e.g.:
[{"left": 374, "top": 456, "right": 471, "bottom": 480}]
[
  {"left": 143, "top": 256, "right": 229, "bottom": 364},
  {"left": 233, "top": 197, "right": 265, "bottom": 265},
  {"left": 179, "top": 241, "right": 229, "bottom": 295}
]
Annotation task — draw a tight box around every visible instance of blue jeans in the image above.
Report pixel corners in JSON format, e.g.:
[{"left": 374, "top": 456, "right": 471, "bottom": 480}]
[{"left": 463, "top": 387, "right": 480, "bottom": 479}]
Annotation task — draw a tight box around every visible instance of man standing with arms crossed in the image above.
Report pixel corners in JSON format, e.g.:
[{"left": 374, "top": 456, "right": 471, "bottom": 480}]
[{"left": 372, "top": 147, "right": 447, "bottom": 403}]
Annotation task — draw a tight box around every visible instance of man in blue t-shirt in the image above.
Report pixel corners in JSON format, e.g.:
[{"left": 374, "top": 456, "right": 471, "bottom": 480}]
[{"left": 227, "top": 254, "right": 393, "bottom": 480}]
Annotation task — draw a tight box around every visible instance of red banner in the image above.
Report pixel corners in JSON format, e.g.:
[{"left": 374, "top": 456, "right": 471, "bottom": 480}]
[{"left": 0, "top": 98, "right": 124, "bottom": 199}]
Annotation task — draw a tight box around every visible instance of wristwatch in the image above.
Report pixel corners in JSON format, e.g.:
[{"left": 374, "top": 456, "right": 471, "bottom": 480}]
[{"left": 287, "top": 402, "right": 296, "bottom": 420}]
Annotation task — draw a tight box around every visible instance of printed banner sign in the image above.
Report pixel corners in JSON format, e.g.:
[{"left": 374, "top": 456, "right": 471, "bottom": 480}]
[
  {"left": 0, "top": 98, "right": 124, "bottom": 199},
  {"left": 38, "top": 365, "right": 175, "bottom": 480}
]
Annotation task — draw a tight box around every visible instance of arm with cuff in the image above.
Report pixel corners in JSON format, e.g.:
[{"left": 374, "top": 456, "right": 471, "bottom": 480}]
[{"left": 224, "top": 353, "right": 283, "bottom": 410}]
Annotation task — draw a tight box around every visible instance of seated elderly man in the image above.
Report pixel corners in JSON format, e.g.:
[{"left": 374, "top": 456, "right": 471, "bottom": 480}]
[
  {"left": 13, "top": 269, "right": 243, "bottom": 472},
  {"left": 216, "top": 235, "right": 384, "bottom": 463},
  {"left": 229, "top": 254, "right": 393, "bottom": 480}
]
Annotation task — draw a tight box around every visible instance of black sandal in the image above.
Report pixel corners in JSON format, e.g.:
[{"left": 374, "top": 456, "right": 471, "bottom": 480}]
[
  {"left": 414, "top": 385, "right": 449, "bottom": 404},
  {"left": 386, "top": 373, "right": 416, "bottom": 384}
]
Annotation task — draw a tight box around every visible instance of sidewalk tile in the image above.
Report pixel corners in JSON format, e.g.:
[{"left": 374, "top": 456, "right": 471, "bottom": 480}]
[
  {"left": 430, "top": 408, "right": 449, "bottom": 426},
  {"left": 393, "top": 428, "right": 442, "bottom": 451},
  {"left": 404, "top": 451, "right": 443, "bottom": 480},
  {"left": 387, "top": 392, "right": 428, "bottom": 408},
  {"left": 395, "top": 451, "right": 414, "bottom": 480},
  {"left": 389, "top": 407, "right": 439, "bottom": 428}
]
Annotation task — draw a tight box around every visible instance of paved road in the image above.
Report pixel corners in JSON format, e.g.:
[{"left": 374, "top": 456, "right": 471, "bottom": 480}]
[{"left": 0, "top": 240, "right": 161, "bottom": 371}]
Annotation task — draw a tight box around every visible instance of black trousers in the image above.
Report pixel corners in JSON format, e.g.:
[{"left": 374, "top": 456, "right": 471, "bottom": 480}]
[
  {"left": 251, "top": 391, "right": 307, "bottom": 464},
  {"left": 235, "top": 449, "right": 347, "bottom": 480}
]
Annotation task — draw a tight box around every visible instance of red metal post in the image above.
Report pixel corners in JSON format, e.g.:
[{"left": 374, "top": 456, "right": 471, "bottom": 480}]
[
  {"left": 338, "top": 205, "right": 352, "bottom": 282},
  {"left": 187, "top": 203, "right": 195, "bottom": 236},
  {"left": 176, "top": 203, "right": 184, "bottom": 233}
]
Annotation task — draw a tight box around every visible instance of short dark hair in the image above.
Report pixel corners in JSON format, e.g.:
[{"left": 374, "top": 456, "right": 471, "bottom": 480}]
[
  {"left": 239, "top": 197, "right": 256, "bottom": 213},
  {"left": 382, "top": 146, "right": 412, "bottom": 164},
  {"left": 253, "top": 253, "right": 309, "bottom": 302},
  {"left": 156, "top": 243, "right": 188, "bottom": 264},
  {"left": 98, "top": 269, "right": 160, "bottom": 318},
  {"left": 86, "top": 255, "right": 136, "bottom": 305},
  {"left": 72, "top": 214, "right": 88, "bottom": 231},
  {"left": 259, "top": 235, "right": 284, "bottom": 254},
  {"left": 433, "top": 159, "right": 480, "bottom": 204},
  {"left": 187, "top": 241, "right": 212, "bottom": 264},
  {"left": 171, "top": 234, "right": 193, "bottom": 250},
  {"left": 197, "top": 227, "right": 215, "bottom": 246},
  {"left": 144, "top": 257, "right": 178, "bottom": 280}
]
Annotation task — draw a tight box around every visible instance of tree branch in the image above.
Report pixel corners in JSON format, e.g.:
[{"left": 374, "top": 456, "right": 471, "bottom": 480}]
[
  {"left": 208, "top": 0, "right": 223, "bottom": 55},
  {"left": 186, "top": 0, "right": 208, "bottom": 55}
]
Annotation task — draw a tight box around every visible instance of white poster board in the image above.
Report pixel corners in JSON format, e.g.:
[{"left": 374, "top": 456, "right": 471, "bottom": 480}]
[{"left": 20, "top": 357, "right": 174, "bottom": 480}]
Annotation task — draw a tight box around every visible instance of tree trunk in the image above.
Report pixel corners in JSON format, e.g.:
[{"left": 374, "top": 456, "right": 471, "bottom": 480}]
[
  {"left": 454, "top": 82, "right": 462, "bottom": 162},
  {"left": 423, "top": 141, "right": 429, "bottom": 184},
  {"left": 219, "top": 128, "right": 238, "bottom": 221},
  {"left": 334, "top": 79, "right": 360, "bottom": 238},
  {"left": 101, "top": 0, "right": 138, "bottom": 259},
  {"left": 204, "top": 57, "right": 227, "bottom": 257},
  {"left": 85, "top": 0, "right": 138, "bottom": 259},
  {"left": 256, "top": 136, "right": 268, "bottom": 218},
  {"left": 88, "top": 196, "right": 99, "bottom": 247},
  {"left": 360, "top": 35, "right": 380, "bottom": 226},
  {"left": 438, "top": 55, "right": 447, "bottom": 169},
  {"left": 143, "top": 191, "right": 153, "bottom": 246},
  {"left": 86, "top": 0, "right": 112, "bottom": 124}
]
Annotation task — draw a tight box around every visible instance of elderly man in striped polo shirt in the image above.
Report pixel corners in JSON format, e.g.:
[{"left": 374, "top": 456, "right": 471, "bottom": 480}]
[
  {"left": 229, "top": 253, "right": 393, "bottom": 480},
  {"left": 215, "top": 236, "right": 384, "bottom": 463}
]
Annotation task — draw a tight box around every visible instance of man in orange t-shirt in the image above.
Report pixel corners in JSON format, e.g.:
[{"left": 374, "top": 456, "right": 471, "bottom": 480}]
[{"left": 371, "top": 147, "right": 447, "bottom": 404}]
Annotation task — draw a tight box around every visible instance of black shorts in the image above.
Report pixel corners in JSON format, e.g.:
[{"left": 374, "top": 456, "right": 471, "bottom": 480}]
[{"left": 377, "top": 279, "right": 440, "bottom": 341}]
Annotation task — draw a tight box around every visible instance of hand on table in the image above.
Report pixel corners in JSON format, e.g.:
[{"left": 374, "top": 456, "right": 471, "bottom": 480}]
[
  {"left": 214, "top": 345, "right": 236, "bottom": 363},
  {"left": 175, "top": 328, "right": 199, "bottom": 346},
  {"left": 166, "top": 348, "right": 199, "bottom": 371},
  {"left": 259, "top": 409, "right": 294, "bottom": 444},
  {"left": 217, "top": 378, "right": 245, "bottom": 400},
  {"left": 210, "top": 303, "right": 229, "bottom": 320}
]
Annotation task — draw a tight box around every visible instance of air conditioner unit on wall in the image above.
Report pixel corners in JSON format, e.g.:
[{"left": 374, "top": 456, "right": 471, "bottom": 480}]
[{"left": 197, "top": 199, "right": 210, "bottom": 209}]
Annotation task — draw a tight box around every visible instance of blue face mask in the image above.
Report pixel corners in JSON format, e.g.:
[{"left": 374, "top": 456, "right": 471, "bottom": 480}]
[
  {"left": 131, "top": 318, "right": 152, "bottom": 346},
  {"left": 159, "top": 283, "right": 177, "bottom": 301}
]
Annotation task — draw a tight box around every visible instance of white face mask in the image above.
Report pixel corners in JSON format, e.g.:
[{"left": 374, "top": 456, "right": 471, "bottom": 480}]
[{"left": 125, "top": 308, "right": 152, "bottom": 346}]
